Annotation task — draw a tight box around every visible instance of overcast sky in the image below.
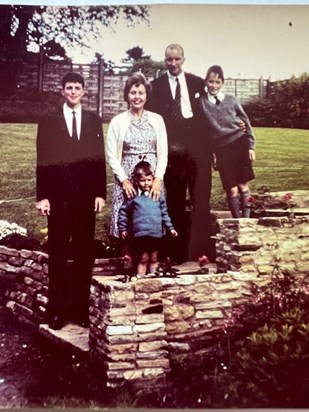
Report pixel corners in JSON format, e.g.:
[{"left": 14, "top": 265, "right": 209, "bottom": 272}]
[{"left": 2, "top": 1, "right": 309, "bottom": 80}]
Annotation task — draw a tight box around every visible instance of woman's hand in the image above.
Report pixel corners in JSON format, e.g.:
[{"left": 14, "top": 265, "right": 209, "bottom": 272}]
[
  {"left": 249, "top": 149, "right": 256, "bottom": 162},
  {"left": 150, "top": 177, "right": 162, "bottom": 201},
  {"left": 122, "top": 179, "right": 136, "bottom": 199}
]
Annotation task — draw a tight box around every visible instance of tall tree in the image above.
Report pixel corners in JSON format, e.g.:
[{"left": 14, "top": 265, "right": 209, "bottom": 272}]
[{"left": 0, "top": 5, "right": 149, "bottom": 93}]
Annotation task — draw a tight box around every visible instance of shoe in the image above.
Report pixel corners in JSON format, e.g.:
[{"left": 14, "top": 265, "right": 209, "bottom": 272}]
[
  {"left": 49, "top": 314, "right": 65, "bottom": 330},
  {"left": 75, "top": 317, "right": 90, "bottom": 328}
]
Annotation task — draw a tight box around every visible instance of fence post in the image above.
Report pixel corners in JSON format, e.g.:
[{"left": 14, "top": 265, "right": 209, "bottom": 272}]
[{"left": 97, "top": 57, "right": 104, "bottom": 117}]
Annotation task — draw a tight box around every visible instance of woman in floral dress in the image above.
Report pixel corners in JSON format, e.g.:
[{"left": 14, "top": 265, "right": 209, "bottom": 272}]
[{"left": 107, "top": 73, "right": 168, "bottom": 252}]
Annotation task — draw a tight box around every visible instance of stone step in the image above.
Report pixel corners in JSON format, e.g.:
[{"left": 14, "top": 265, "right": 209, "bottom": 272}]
[{"left": 39, "top": 322, "right": 89, "bottom": 355}]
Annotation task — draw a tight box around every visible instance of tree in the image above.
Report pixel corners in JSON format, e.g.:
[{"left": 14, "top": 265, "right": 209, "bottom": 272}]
[
  {"left": 119, "top": 46, "right": 165, "bottom": 77},
  {"left": 0, "top": 5, "right": 150, "bottom": 93}
]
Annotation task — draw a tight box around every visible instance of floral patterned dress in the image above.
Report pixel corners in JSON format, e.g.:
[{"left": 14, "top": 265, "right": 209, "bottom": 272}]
[{"left": 110, "top": 110, "right": 158, "bottom": 237}]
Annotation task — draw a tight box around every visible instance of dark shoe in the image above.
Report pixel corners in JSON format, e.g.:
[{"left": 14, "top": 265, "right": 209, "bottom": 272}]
[
  {"left": 49, "top": 314, "right": 65, "bottom": 330},
  {"left": 72, "top": 313, "right": 90, "bottom": 328}
]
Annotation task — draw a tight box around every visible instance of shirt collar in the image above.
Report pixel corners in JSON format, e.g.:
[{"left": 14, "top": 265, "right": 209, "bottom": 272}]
[
  {"left": 63, "top": 103, "right": 82, "bottom": 116},
  {"left": 167, "top": 70, "right": 185, "bottom": 83},
  {"left": 205, "top": 88, "right": 225, "bottom": 104}
]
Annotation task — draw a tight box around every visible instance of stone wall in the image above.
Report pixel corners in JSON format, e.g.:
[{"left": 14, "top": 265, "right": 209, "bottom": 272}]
[
  {"left": 1, "top": 209, "right": 308, "bottom": 389},
  {"left": 216, "top": 216, "right": 309, "bottom": 280}
]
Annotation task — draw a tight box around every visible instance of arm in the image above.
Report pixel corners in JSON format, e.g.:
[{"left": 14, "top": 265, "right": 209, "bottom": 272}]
[
  {"left": 91, "top": 114, "right": 107, "bottom": 201},
  {"left": 106, "top": 115, "right": 129, "bottom": 183},
  {"left": 160, "top": 194, "right": 177, "bottom": 236},
  {"left": 234, "top": 99, "right": 256, "bottom": 150},
  {"left": 117, "top": 199, "right": 131, "bottom": 239}
]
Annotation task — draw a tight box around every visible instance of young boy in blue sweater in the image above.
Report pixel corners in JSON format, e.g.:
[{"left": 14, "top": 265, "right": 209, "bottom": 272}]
[
  {"left": 199, "top": 65, "right": 256, "bottom": 218},
  {"left": 118, "top": 161, "right": 178, "bottom": 275}
]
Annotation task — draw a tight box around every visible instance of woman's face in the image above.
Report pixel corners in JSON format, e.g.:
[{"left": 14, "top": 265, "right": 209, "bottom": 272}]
[{"left": 128, "top": 84, "right": 147, "bottom": 111}]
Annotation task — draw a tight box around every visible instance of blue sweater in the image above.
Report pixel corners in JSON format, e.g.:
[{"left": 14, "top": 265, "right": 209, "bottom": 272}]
[{"left": 118, "top": 192, "right": 174, "bottom": 238}]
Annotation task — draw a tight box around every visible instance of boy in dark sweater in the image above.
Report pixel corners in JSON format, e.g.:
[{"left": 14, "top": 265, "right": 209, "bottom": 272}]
[
  {"left": 199, "top": 65, "right": 256, "bottom": 218},
  {"left": 118, "top": 161, "right": 177, "bottom": 275}
]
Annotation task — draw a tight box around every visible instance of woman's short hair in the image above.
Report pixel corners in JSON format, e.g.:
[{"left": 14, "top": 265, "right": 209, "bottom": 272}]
[
  {"left": 123, "top": 72, "right": 152, "bottom": 102},
  {"left": 205, "top": 65, "right": 225, "bottom": 82}
]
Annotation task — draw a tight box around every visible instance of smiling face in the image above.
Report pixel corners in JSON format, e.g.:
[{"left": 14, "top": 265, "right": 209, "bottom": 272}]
[
  {"left": 205, "top": 72, "right": 224, "bottom": 96},
  {"left": 61, "top": 82, "right": 85, "bottom": 109},
  {"left": 127, "top": 83, "right": 147, "bottom": 113},
  {"left": 165, "top": 46, "right": 185, "bottom": 77}
]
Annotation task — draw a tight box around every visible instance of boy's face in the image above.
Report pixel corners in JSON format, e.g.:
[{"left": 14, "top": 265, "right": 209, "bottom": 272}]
[
  {"left": 137, "top": 174, "right": 154, "bottom": 192},
  {"left": 62, "top": 82, "right": 85, "bottom": 109},
  {"left": 205, "top": 72, "right": 223, "bottom": 96}
]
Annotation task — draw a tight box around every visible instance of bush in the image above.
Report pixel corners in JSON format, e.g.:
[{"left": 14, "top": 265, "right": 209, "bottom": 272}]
[
  {"left": 0, "top": 90, "right": 62, "bottom": 123},
  {"left": 220, "top": 307, "right": 309, "bottom": 407}
]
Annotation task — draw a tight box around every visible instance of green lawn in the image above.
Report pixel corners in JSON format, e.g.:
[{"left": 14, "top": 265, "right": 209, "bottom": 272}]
[{"left": 0, "top": 124, "right": 308, "bottom": 243}]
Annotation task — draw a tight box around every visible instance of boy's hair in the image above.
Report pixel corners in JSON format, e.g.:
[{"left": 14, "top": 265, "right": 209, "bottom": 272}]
[
  {"left": 132, "top": 161, "right": 154, "bottom": 182},
  {"left": 205, "top": 65, "right": 225, "bottom": 82},
  {"left": 61, "top": 72, "right": 85, "bottom": 89},
  {"left": 124, "top": 72, "right": 152, "bottom": 103}
]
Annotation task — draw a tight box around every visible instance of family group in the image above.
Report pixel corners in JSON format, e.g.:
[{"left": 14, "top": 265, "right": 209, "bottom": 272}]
[{"left": 35, "top": 43, "right": 255, "bottom": 330}]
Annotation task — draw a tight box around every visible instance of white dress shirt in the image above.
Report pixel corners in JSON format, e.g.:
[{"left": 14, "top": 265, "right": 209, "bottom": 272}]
[
  {"left": 206, "top": 87, "right": 225, "bottom": 105},
  {"left": 63, "top": 103, "right": 82, "bottom": 140},
  {"left": 167, "top": 71, "right": 193, "bottom": 119}
]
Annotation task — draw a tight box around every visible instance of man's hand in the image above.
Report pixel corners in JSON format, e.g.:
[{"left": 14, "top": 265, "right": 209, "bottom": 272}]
[
  {"left": 36, "top": 199, "right": 50, "bottom": 216},
  {"left": 249, "top": 149, "right": 256, "bottom": 162},
  {"left": 122, "top": 179, "right": 136, "bottom": 199},
  {"left": 150, "top": 177, "right": 162, "bottom": 201},
  {"left": 94, "top": 197, "right": 105, "bottom": 213},
  {"left": 170, "top": 229, "right": 178, "bottom": 237}
]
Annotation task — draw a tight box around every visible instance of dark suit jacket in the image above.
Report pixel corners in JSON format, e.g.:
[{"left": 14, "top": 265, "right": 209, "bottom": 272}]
[
  {"left": 146, "top": 72, "right": 210, "bottom": 161},
  {"left": 36, "top": 109, "right": 106, "bottom": 204}
]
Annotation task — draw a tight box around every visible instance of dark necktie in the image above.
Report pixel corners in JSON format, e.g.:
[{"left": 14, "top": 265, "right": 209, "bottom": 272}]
[
  {"left": 171, "top": 77, "right": 182, "bottom": 121},
  {"left": 72, "top": 110, "right": 78, "bottom": 141},
  {"left": 214, "top": 96, "right": 221, "bottom": 105}
]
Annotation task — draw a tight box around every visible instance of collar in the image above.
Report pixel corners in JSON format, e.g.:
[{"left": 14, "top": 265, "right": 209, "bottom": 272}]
[
  {"left": 138, "top": 188, "right": 150, "bottom": 197},
  {"left": 63, "top": 103, "right": 82, "bottom": 116},
  {"left": 205, "top": 88, "right": 225, "bottom": 104},
  {"left": 167, "top": 70, "right": 185, "bottom": 83}
]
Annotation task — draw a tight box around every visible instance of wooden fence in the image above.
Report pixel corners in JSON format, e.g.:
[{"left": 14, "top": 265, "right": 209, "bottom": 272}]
[{"left": 1, "top": 57, "right": 270, "bottom": 122}]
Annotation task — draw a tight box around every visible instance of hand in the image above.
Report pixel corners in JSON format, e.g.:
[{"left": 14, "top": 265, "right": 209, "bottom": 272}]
[
  {"left": 212, "top": 153, "right": 217, "bottom": 170},
  {"left": 249, "top": 149, "right": 256, "bottom": 162},
  {"left": 94, "top": 197, "right": 105, "bottom": 213},
  {"left": 238, "top": 120, "right": 247, "bottom": 133},
  {"left": 120, "top": 231, "right": 128, "bottom": 239},
  {"left": 150, "top": 177, "right": 162, "bottom": 201},
  {"left": 170, "top": 229, "right": 178, "bottom": 237},
  {"left": 36, "top": 199, "right": 50, "bottom": 216},
  {"left": 122, "top": 179, "right": 136, "bottom": 199}
]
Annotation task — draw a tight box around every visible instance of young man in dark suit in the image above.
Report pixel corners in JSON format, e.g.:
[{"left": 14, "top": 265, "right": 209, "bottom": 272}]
[
  {"left": 146, "top": 43, "right": 213, "bottom": 263},
  {"left": 36, "top": 72, "right": 106, "bottom": 330}
]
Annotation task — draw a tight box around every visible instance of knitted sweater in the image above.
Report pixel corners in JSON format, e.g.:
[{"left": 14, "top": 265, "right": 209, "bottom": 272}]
[
  {"left": 199, "top": 93, "right": 255, "bottom": 150},
  {"left": 118, "top": 192, "right": 174, "bottom": 238}
]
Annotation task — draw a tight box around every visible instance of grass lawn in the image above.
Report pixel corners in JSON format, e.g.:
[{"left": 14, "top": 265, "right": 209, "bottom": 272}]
[{"left": 0, "top": 124, "right": 308, "bottom": 244}]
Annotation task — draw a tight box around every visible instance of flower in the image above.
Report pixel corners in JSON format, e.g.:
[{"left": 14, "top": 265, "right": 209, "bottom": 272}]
[
  {"left": 283, "top": 192, "right": 293, "bottom": 201},
  {"left": 247, "top": 195, "right": 256, "bottom": 203},
  {"left": 198, "top": 255, "right": 209, "bottom": 267}
]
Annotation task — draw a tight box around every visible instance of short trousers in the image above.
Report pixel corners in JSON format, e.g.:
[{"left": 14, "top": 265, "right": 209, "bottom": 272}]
[
  {"left": 133, "top": 236, "right": 161, "bottom": 255},
  {"left": 215, "top": 136, "right": 255, "bottom": 190}
]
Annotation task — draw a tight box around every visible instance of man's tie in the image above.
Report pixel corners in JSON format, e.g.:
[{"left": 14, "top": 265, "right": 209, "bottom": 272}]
[
  {"left": 214, "top": 96, "right": 221, "bottom": 105},
  {"left": 171, "top": 77, "right": 182, "bottom": 121},
  {"left": 72, "top": 110, "right": 78, "bottom": 141}
]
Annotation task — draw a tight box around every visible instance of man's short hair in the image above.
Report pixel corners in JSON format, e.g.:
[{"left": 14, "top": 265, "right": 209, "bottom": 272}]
[
  {"left": 61, "top": 72, "right": 85, "bottom": 89},
  {"left": 123, "top": 72, "right": 152, "bottom": 103},
  {"left": 165, "top": 43, "right": 184, "bottom": 57}
]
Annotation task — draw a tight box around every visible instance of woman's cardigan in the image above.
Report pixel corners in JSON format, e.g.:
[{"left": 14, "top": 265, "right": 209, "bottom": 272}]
[{"left": 106, "top": 110, "right": 168, "bottom": 183}]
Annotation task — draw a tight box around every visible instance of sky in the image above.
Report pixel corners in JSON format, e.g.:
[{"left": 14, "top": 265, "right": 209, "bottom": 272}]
[{"left": 2, "top": 1, "right": 309, "bottom": 80}]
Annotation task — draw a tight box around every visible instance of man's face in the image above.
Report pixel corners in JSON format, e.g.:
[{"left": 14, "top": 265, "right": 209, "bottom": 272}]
[
  {"left": 61, "top": 82, "right": 85, "bottom": 109},
  {"left": 165, "top": 47, "right": 185, "bottom": 77}
]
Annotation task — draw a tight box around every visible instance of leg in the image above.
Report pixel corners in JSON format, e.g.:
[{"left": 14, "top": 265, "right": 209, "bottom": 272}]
[
  {"left": 239, "top": 183, "right": 251, "bottom": 217},
  {"left": 148, "top": 250, "right": 159, "bottom": 274},
  {"left": 70, "top": 201, "right": 96, "bottom": 326},
  {"left": 137, "top": 252, "right": 149, "bottom": 275},
  {"left": 47, "top": 201, "right": 71, "bottom": 327},
  {"left": 164, "top": 151, "right": 189, "bottom": 263},
  {"left": 227, "top": 186, "right": 241, "bottom": 218}
]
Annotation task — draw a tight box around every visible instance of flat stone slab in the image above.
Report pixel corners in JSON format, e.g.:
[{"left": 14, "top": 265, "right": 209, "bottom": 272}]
[
  {"left": 174, "top": 261, "right": 217, "bottom": 274},
  {"left": 39, "top": 322, "right": 89, "bottom": 355}
]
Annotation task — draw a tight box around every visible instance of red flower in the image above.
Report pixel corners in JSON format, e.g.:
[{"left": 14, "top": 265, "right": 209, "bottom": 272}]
[
  {"left": 283, "top": 192, "right": 293, "bottom": 201},
  {"left": 247, "top": 195, "right": 256, "bottom": 203},
  {"left": 123, "top": 254, "right": 132, "bottom": 263},
  {"left": 198, "top": 255, "right": 209, "bottom": 266}
]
